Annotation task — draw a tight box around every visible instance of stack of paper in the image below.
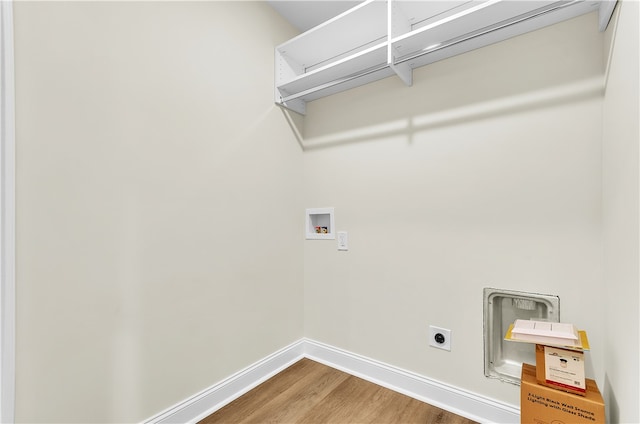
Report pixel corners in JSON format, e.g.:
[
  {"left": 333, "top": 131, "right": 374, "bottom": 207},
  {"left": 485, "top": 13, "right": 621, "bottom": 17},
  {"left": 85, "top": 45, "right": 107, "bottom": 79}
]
[{"left": 509, "top": 319, "right": 580, "bottom": 347}]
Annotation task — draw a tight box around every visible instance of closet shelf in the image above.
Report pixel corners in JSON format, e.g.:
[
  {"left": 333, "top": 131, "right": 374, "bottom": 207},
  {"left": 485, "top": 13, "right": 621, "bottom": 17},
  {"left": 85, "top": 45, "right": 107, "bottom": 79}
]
[
  {"left": 275, "top": 0, "right": 613, "bottom": 115},
  {"left": 277, "top": 42, "right": 388, "bottom": 102}
]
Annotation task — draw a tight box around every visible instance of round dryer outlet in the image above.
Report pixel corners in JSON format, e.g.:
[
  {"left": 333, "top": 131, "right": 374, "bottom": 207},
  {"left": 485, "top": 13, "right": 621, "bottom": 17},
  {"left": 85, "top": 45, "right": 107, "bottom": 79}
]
[{"left": 429, "top": 325, "right": 451, "bottom": 351}]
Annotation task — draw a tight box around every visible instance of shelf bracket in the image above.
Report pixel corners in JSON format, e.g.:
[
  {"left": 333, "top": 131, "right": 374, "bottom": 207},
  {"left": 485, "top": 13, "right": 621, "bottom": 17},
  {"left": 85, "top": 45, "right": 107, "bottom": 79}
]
[
  {"left": 276, "top": 97, "right": 306, "bottom": 116},
  {"left": 390, "top": 61, "right": 412, "bottom": 86},
  {"left": 388, "top": 0, "right": 412, "bottom": 87}
]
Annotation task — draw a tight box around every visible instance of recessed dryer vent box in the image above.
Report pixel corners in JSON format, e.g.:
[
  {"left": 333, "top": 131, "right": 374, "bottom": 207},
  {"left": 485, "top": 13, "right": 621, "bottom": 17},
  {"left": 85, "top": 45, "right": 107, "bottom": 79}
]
[
  {"left": 305, "top": 208, "right": 335, "bottom": 240},
  {"left": 483, "top": 288, "right": 559, "bottom": 385}
]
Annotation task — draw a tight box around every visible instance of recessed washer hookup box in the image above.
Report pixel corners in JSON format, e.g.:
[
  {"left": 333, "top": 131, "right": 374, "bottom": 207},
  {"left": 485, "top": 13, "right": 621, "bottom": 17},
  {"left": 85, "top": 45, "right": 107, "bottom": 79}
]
[{"left": 521, "top": 363, "right": 605, "bottom": 424}]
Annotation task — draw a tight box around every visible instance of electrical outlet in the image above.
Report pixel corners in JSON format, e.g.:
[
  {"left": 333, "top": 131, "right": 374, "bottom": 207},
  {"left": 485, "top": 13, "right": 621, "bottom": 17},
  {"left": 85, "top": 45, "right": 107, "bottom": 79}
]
[{"left": 429, "top": 325, "right": 451, "bottom": 351}]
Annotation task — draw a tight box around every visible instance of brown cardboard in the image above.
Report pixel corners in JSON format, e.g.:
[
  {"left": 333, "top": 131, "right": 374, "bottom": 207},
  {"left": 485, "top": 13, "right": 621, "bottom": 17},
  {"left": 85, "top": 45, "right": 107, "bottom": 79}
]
[
  {"left": 536, "top": 344, "right": 586, "bottom": 396},
  {"left": 521, "top": 363, "right": 605, "bottom": 424}
]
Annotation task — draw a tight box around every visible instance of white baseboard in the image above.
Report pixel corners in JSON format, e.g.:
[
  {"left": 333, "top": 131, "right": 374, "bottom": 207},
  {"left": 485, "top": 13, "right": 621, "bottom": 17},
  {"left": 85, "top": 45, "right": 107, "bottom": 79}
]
[
  {"left": 303, "top": 339, "right": 520, "bottom": 424},
  {"left": 143, "top": 338, "right": 520, "bottom": 424},
  {"left": 144, "top": 340, "right": 305, "bottom": 424}
]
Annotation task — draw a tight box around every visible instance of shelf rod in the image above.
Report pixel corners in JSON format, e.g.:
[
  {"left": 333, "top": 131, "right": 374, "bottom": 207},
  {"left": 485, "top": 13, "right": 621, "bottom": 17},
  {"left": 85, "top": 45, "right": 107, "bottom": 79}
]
[
  {"left": 393, "top": 0, "right": 582, "bottom": 66},
  {"left": 279, "top": 63, "right": 390, "bottom": 103}
]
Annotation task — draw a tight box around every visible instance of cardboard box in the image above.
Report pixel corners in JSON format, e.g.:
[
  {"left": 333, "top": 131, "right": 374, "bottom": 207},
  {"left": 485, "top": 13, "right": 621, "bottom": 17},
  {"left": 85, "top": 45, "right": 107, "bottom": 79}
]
[
  {"left": 536, "top": 344, "right": 586, "bottom": 396},
  {"left": 521, "top": 363, "right": 605, "bottom": 424}
]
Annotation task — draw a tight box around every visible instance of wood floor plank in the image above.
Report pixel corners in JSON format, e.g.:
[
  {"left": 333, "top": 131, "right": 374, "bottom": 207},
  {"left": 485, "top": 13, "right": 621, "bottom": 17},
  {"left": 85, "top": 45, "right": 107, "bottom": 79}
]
[
  {"left": 201, "top": 359, "right": 325, "bottom": 424},
  {"left": 199, "top": 359, "right": 478, "bottom": 424},
  {"left": 297, "top": 375, "right": 385, "bottom": 423},
  {"left": 349, "top": 386, "right": 417, "bottom": 423},
  {"left": 241, "top": 362, "right": 350, "bottom": 424}
]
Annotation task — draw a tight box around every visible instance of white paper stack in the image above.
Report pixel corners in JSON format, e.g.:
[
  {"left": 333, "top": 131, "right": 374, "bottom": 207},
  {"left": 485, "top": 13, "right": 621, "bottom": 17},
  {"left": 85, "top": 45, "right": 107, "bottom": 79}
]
[{"left": 510, "top": 319, "right": 580, "bottom": 347}]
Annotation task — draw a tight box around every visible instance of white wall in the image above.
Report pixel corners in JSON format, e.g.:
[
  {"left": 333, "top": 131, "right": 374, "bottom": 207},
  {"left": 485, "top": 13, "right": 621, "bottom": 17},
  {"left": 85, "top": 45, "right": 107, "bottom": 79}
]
[
  {"left": 303, "top": 12, "right": 604, "bottom": 407},
  {"left": 13, "top": 2, "right": 639, "bottom": 423},
  {"left": 602, "top": 2, "right": 640, "bottom": 423},
  {"left": 13, "top": 2, "right": 302, "bottom": 422}
]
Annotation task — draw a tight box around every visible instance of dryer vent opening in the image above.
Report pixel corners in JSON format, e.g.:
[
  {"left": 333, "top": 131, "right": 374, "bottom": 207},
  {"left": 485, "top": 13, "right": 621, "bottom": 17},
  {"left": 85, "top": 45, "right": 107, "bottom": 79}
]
[{"left": 483, "top": 288, "right": 560, "bottom": 385}]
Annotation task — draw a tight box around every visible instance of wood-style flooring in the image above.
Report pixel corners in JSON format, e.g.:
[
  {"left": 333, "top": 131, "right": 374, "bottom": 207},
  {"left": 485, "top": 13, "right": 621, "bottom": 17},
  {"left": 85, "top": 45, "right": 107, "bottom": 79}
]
[{"left": 199, "top": 358, "right": 478, "bottom": 424}]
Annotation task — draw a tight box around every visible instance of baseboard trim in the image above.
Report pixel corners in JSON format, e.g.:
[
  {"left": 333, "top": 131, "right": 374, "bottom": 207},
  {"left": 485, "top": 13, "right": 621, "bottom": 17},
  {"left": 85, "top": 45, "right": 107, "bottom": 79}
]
[
  {"left": 303, "top": 339, "right": 520, "bottom": 424},
  {"left": 143, "top": 338, "right": 519, "bottom": 424},
  {"left": 144, "top": 339, "right": 305, "bottom": 424}
]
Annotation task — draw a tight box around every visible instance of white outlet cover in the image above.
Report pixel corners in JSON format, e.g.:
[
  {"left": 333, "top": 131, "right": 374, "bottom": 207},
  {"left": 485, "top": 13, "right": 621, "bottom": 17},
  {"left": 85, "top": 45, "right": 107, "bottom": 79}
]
[{"left": 429, "top": 325, "right": 451, "bottom": 351}]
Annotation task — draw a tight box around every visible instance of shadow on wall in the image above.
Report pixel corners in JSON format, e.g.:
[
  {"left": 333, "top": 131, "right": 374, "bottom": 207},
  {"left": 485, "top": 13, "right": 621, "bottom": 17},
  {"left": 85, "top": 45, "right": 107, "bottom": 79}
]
[
  {"left": 280, "top": 12, "right": 604, "bottom": 151},
  {"left": 282, "top": 76, "right": 604, "bottom": 151},
  {"left": 604, "top": 373, "right": 619, "bottom": 423}
]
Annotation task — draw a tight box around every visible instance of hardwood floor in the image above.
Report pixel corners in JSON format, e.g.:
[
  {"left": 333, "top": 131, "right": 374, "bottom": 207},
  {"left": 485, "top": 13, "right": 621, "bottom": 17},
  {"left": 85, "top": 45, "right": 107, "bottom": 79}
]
[{"left": 199, "top": 358, "right": 478, "bottom": 424}]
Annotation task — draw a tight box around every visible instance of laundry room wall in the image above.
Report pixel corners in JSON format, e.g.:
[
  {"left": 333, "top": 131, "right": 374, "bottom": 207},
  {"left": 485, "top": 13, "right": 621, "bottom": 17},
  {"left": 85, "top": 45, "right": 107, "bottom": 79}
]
[
  {"left": 13, "top": 2, "right": 303, "bottom": 422},
  {"left": 302, "top": 11, "right": 605, "bottom": 407},
  {"left": 602, "top": 2, "right": 640, "bottom": 423}
]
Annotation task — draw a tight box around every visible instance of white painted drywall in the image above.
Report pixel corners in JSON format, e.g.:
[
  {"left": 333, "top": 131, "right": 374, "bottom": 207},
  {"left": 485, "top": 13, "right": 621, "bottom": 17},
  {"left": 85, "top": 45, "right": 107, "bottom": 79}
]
[
  {"left": 602, "top": 2, "right": 640, "bottom": 423},
  {"left": 303, "top": 12, "right": 605, "bottom": 408},
  {"left": 13, "top": 2, "right": 303, "bottom": 422},
  {"left": 12, "top": 2, "right": 639, "bottom": 422}
]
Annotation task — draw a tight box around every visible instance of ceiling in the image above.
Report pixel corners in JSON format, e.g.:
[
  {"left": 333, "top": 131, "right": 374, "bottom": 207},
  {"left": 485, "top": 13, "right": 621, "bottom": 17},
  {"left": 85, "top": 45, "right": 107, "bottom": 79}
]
[{"left": 266, "top": 0, "right": 361, "bottom": 32}]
